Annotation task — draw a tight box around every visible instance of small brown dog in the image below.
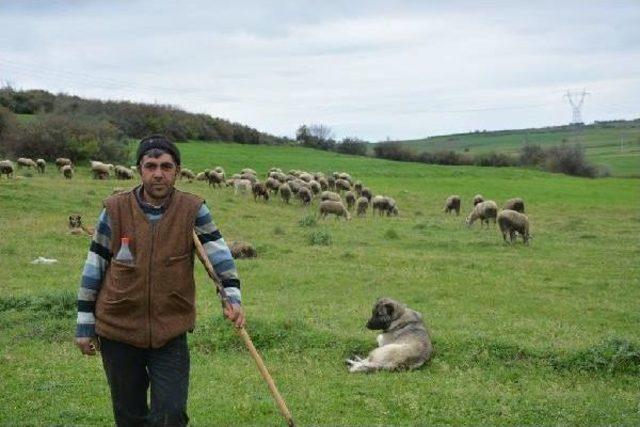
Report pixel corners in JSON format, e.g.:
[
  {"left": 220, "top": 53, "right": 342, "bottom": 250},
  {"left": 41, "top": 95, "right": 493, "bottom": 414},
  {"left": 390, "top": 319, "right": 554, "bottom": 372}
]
[{"left": 68, "top": 214, "right": 95, "bottom": 237}]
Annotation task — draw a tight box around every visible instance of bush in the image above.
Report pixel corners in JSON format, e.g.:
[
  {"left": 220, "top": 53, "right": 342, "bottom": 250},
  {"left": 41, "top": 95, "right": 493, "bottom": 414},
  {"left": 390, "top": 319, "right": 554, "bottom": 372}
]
[
  {"left": 373, "top": 142, "right": 417, "bottom": 162},
  {"left": 519, "top": 142, "right": 546, "bottom": 166},
  {"left": 335, "top": 138, "right": 368, "bottom": 156},
  {"left": 309, "top": 230, "right": 332, "bottom": 246},
  {"left": 473, "top": 151, "right": 517, "bottom": 167},
  {"left": 544, "top": 143, "right": 600, "bottom": 178}
]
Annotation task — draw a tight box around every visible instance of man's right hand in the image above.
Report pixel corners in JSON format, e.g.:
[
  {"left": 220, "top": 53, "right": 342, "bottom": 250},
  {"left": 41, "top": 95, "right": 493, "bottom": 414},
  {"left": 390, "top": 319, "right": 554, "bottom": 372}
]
[{"left": 75, "top": 337, "right": 99, "bottom": 356}]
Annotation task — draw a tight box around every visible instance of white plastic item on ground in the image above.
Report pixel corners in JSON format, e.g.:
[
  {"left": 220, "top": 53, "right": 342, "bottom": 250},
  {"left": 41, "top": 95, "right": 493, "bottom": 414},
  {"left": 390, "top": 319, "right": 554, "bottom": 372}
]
[{"left": 30, "top": 257, "right": 58, "bottom": 265}]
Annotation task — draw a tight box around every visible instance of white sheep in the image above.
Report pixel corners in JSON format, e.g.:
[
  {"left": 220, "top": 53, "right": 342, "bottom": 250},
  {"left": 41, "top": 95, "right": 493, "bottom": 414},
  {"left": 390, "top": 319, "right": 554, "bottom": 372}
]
[
  {"left": 465, "top": 200, "right": 498, "bottom": 228},
  {"left": 473, "top": 194, "right": 485, "bottom": 206},
  {"left": 503, "top": 197, "right": 525, "bottom": 213},
  {"left": 443, "top": 195, "right": 461, "bottom": 215},
  {"left": 36, "top": 159, "right": 46, "bottom": 174},
  {"left": 356, "top": 196, "right": 369, "bottom": 217},
  {"left": 17, "top": 157, "right": 37, "bottom": 169},
  {"left": 0, "top": 160, "right": 15, "bottom": 178}
]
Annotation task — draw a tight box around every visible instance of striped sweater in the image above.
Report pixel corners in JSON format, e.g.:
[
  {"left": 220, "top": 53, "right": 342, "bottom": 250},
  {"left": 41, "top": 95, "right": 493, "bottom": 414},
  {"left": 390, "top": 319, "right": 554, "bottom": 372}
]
[{"left": 76, "top": 187, "right": 241, "bottom": 338}]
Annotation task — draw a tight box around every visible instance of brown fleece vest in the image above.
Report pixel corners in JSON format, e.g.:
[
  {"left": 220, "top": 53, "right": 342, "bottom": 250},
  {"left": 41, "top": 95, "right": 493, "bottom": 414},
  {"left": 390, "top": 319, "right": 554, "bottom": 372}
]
[{"left": 95, "top": 188, "right": 203, "bottom": 348}]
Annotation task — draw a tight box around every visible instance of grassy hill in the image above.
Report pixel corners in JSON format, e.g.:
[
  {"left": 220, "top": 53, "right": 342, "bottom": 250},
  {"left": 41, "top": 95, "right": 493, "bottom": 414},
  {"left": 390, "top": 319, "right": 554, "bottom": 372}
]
[
  {"left": 395, "top": 120, "right": 640, "bottom": 177},
  {"left": 1, "top": 142, "right": 639, "bottom": 425}
]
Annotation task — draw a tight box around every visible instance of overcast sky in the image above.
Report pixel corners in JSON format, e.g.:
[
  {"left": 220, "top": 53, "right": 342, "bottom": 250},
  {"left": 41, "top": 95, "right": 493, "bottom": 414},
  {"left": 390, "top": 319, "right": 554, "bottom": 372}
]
[{"left": 1, "top": 1, "right": 639, "bottom": 141}]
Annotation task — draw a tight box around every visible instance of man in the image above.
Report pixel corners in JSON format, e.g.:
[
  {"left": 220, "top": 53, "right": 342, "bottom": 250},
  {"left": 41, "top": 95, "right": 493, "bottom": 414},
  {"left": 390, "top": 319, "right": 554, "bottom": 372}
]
[{"left": 75, "top": 135, "right": 244, "bottom": 426}]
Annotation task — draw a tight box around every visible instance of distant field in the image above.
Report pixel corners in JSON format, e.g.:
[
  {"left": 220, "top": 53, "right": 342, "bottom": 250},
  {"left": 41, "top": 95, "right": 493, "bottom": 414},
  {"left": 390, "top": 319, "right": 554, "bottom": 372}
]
[
  {"left": 398, "top": 121, "right": 640, "bottom": 177},
  {"left": 1, "top": 142, "right": 639, "bottom": 425}
]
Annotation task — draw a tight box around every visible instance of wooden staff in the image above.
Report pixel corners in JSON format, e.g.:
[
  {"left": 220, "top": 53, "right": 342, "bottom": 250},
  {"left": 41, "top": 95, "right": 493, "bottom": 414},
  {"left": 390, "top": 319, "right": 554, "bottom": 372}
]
[{"left": 192, "top": 231, "right": 295, "bottom": 427}]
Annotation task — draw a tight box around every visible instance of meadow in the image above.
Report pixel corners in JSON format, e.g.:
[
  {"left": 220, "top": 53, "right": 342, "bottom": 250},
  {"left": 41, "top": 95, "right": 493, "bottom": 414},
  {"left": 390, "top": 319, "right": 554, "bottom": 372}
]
[
  {"left": 0, "top": 142, "right": 639, "bottom": 425},
  {"left": 399, "top": 121, "right": 640, "bottom": 177}
]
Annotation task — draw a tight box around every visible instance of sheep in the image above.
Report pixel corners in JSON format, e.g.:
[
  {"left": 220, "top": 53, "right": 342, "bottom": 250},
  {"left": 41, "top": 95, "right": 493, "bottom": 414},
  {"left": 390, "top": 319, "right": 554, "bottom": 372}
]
[
  {"left": 36, "top": 159, "right": 46, "bottom": 174},
  {"left": 335, "top": 178, "right": 351, "bottom": 192},
  {"left": 207, "top": 170, "right": 225, "bottom": 188},
  {"left": 503, "top": 197, "right": 525, "bottom": 213},
  {"left": 240, "top": 172, "right": 258, "bottom": 184},
  {"left": 372, "top": 196, "right": 398, "bottom": 217},
  {"left": 17, "top": 157, "right": 37, "bottom": 169},
  {"left": 195, "top": 172, "right": 207, "bottom": 181},
  {"left": 356, "top": 196, "right": 369, "bottom": 217},
  {"left": 233, "top": 179, "right": 252, "bottom": 195},
  {"left": 214, "top": 166, "right": 225, "bottom": 176},
  {"left": 473, "top": 194, "right": 484, "bottom": 206},
  {"left": 115, "top": 165, "right": 134, "bottom": 180},
  {"left": 361, "top": 187, "right": 373, "bottom": 202},
  {"left": 279, "top": 184, "right": 292, "bottom": 204},
  {"left": 241, "top": 168, "right": 257, "bottom": 176},
  {"left": 443, "top": 195, "right": 461, "bottom": 215},
  {"left": 55, "top": 158, "right": 72, "bottom": 170},
  {"left": 327, "top": 175, "right": 336, "bottom": 191},
  {"left": 252, "top": 182, "right": 270, "bottom": 202},
  {"left": 265, "top": 177, "right": 280, "bottom": 194},
  {"left": 337, "top": 172, "right": 353, "bottom": 184},
  {"left": 320, "top": 191, "right": 341, "bottom": 202},
  {"left": 309, "top": 180, "right": 321, "bottom": 195},
  {"left": 299, "top": 172, "right": 314, "bottom": 183},
  {"left": 345, "top": 191, "right": 356, "bottom": 210},
  {"left": 354, "top": 181, "right": 363, "bottom": 196},
  {"left": 90, "top": 161, "right": 111, "bottom": 180},
  {"left": 0, "top": 160, "right": 15, "bottom": 178},
  {"left": 319, "top": 200, "right": 351, "bottom": 220},
  {"left": 61, "top": 164, "right": 74, "bottom": 179},
  {"left": 465, "top": 200, "right": 498, "bottom": 228},
  {"left": 297, "top": 187, "right": 313, "bottom": 205},
  {"left": 317, "top": 177, "right": 329, "bottom": 191},
  {"left": 229, "top": 241, "right": 257, "bottom": 259},
  {"left": 180, "top": 169, "right": 196, "bottom": 182},
  {"left": 68, "top": 214, "right": 95, "bottom": 237},
  {"left": 497, "top": 209, "right": 531, "bottom": 245}
]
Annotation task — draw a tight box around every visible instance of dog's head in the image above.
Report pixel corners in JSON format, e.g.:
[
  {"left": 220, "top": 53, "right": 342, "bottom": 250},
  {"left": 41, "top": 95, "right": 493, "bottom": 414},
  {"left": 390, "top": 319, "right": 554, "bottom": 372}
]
[
  {"left": 366, "top": 298, "right": 405, "bottom": 331},
  {"left": 68, "top": 214, "right": 82, "bottom": 229}
]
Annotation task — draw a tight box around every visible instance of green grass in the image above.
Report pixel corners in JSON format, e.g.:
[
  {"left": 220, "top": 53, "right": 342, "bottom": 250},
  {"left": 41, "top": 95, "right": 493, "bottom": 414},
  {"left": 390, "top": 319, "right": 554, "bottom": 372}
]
[
  {"left": 1, "top": 141, "right": 639, "bottom": 425},
  {"left": 398, "top": 120, "right": 640, "bottom": 177}
]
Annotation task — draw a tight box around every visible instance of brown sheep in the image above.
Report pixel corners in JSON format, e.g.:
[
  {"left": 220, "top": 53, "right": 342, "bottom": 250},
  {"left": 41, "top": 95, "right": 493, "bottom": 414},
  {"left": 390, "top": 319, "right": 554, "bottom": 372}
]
[
  {"left": 466, "top": 200, "right": 498, "bottom": 228},
  {"left": 497, "top": 209, "right": 530, "bottom": 245},
  {"left": 180, "top": 169, "right": 196, "bottom": 182},
  {"left": 320, "top": 191, "right": 341, "bottom": 202},
  {"left": 361, "top": 187, "right": 373, "bottom": 202},
  {"left": 279, "top": 184, "right": 292, "bottom": 204},
  {"left": 503, "top": 197, "right": 525, "bottom": 213},
  {"left": 207, "top": 170, "right": 225, "bottom": 188},
  {"left": 356, "top": 196, "right": 369, "bottom": 217},
  {"left": 55, "top": 158, "right": 72, "bottom": 170},
  {"left": 345, "top": 191, "right": 356, "bottom": 210},
  {"left": 61, "top": 164, "right": 74, "bottom": 179},
  {"left": 335, "top": 178, "right": 351, "bottom": 192},
  {"left": 297, "top": 187, "right": 313, "bottom": 205},
  {"left": 443, "top": 195, "right": 461, "bottom": 215},
  {"left": 265, "top": 177, "right": 280, "bottom": 194},
  {"left": 319, "top": 200, "right": 351, "bottom": 220},
  {"left": 473, "top": 194, "right": 485, "bottom": 206},
  {"left": 252, "top": 182, "right": 270, "bottom": 202}
]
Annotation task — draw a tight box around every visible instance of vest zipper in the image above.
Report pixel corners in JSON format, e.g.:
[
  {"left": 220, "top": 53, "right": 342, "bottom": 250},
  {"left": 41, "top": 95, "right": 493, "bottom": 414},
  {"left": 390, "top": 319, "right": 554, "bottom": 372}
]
[{"left": 148, "top": 222, "right": 156, "bottom": 346}]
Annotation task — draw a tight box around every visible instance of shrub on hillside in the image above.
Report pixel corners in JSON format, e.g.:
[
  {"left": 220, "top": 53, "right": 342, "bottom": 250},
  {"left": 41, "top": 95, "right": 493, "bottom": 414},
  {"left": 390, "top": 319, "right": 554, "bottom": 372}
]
[
  {"left": 519, "top": 142, "right": 546, "bottom": 167},
  {"left": 473, "top": 151, "right": 517, "bottom": 167},
  {"left": 544, "top": 143, "right": 601, "bottom": 178},
  {"left": 373, "top": 142, "right": 417, "bottom": 162},
  {"left": 335, "top": 138, "right": 368, "bottom": 155},
  {"left": 5, "top": 114, "right": 129, "bottom": 163},
  {"left": 0, "top": 106, "right": 19, "bottom": 157}
]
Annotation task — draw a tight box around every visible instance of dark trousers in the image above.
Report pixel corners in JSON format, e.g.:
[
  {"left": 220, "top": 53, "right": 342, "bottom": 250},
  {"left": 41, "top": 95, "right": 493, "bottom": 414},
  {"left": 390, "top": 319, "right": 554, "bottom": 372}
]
[{"left": 100, "top": 334, "right": 190, "bottom": 427}]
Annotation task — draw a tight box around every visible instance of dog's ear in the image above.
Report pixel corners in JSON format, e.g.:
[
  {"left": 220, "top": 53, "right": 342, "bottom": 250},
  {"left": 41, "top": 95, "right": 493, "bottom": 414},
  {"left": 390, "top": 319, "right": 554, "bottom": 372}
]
[{"left": 383, "top": 302, "right": 395, "bottom": 316}]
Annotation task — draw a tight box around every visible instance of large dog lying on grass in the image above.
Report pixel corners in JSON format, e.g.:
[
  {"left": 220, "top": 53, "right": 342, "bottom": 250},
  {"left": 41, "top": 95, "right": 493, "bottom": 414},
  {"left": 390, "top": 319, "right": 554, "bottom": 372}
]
[{"left": 346, "top": 298, "right": 433, "bottom": 373}]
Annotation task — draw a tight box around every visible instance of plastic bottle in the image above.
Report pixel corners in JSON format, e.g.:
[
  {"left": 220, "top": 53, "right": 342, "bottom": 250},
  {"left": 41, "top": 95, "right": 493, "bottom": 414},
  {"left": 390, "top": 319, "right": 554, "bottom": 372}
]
[{"left": 115, "top": 236, "right": 134, "bottom": 265}]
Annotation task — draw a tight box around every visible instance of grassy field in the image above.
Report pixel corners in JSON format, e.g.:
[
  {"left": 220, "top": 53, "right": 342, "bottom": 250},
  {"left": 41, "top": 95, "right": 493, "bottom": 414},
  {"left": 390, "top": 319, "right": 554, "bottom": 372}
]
[
  {"left": 1, "top": 142, "right": 639, "bottom": 425},
  {"left": 398, "top": 120, "right": 640, "bottom": 177}
]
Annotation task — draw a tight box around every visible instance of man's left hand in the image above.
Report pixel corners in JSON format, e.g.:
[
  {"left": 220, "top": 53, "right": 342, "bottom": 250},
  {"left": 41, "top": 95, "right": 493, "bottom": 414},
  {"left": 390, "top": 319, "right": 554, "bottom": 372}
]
[{"left": 223, "top": 303, "right": 245, "bottom": 328}]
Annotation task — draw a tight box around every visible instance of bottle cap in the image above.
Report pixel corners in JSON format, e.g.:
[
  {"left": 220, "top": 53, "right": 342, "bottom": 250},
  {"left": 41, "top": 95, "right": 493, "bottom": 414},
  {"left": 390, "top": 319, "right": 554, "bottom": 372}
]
[{"left": 121, "top": 236, "right": 130, "bottom": 245}]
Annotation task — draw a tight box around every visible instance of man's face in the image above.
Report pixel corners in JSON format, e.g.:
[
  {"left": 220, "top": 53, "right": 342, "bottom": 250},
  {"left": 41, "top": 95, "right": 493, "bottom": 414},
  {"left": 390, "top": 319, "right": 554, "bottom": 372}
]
[{"left": 138, "top": 153, "right": 180, "bottom": 202}]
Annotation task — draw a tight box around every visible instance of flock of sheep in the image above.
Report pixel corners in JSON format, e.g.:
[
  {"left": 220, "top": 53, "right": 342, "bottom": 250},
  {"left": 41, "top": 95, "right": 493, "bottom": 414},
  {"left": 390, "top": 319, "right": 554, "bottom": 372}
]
[{"left": 1, "top": 156, "right": 531, "bottom": 245}]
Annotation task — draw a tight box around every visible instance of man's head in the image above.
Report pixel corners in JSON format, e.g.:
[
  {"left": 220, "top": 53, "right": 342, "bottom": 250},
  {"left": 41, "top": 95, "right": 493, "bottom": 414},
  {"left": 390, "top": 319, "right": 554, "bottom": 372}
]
[{"left": 136, "top": 135, "right": 181, "bottom": 204}]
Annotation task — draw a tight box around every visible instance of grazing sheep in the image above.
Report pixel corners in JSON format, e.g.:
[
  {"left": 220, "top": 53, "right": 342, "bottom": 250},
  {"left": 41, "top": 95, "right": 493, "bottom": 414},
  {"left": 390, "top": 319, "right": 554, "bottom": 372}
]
[
  {"left": 195, "top": 172, "right": 207, "bottom": 181},
  {"left": 356, "top": 196, "right": 369, "bottom": 217},
  {"left": 17, "top": 157, "right": 37, "bottom": 169},
  {"left": 327, "top": 175, "right": 336, "bottom": 191},
  {"left": 466, "top": 200, "right": 498, "bottom": 228},
  {"left": 320, "top": 191, "right": 341, "bottom": 202},
  {"left": 115, "top": 165, "right": 134, "bottom": 180},
  {"left": 279, "top": 184, "right": 292, "bottom": 204},
  {"left": 473, "top": 194, "right": 485, "bottom": 206},
  {"left": 240, "top": 172, "right": 258, "bottom": 184},
  {"left": 503, "top": 197, "right": 525, "bottom": 213},
  {"left": 207, "top": 170, "right": 225, "bottom": 188},
  {"left": 309, "top": 180, "right": 321, "bottom": 195},
  {"left": 234, "top": 179, "right": 252, "bottom": 195},
  {"left": 299, "top": 172, "right": 314, "bottom": 183},
  {"left": 229, "top": 241, "right": 257, "bottom": 259},
  {"left": 497, "top": 209, "right": 530, "bottom": 245},
  {"left": 55, "top": 158, "right": 72, "bottom": 170},
  {"left": 338, "top": 172, "right": 353, "bottom": 184},
  {"left": 61, "top": 164, "right": 74, "bottom": 179},
  {"left": 335, "top": 178, "right": 351, "bottom": 192},
  {"left": 252, "top": 182, "right": 270, "bottom": 202},
  {"left": 36, "top": 159, "right": 46, "bottom": 174},
  {"left": 354, "top": 181, "right": 363, "bottom": 196},
  {"left": 317, "top": 177, "right": 329, "bottom": 191},
  {"left": 90, "top": 161, "right": 111, "bottom": 180},
  {"left": 265, "top": 177, "right": 280, "bottom": 194},
  {"left": 180, "top": 169, "right": 196, "bottom": 182},
  {"left": 214, "top": 166, "right": 225, "bottom": 176},
  {"left": 319, "top": 200, "right": 351, "bottom": 220},
  {"left": 297, "top": 187, "right": 313, "bottom": 205},
  {"left": 68, "top": 214, "right": 95, "bottom": 237},
  {"left": 241, "top": 168, "right": 257, "bottom": 176},
  {"left": 372, "top": 196, "right": 398, "bottom": 217},
  {"left": 0, "top": 160, "right": 15, "bottom": 178},
  {"left": 443, "top": 195, "right": 461, "bottom": 215},
  {"left": 345, "top": 191, "right": 356, "bottom": 210},
  {"left": 361, "top": 187, "right": 373, "bottom": 202}
]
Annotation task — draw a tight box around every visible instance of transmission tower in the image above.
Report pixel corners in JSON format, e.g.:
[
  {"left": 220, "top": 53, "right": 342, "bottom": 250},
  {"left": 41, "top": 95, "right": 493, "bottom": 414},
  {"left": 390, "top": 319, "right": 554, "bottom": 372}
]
[{"left": 564, "top": 89, "right": 589, "bottom": 124}]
